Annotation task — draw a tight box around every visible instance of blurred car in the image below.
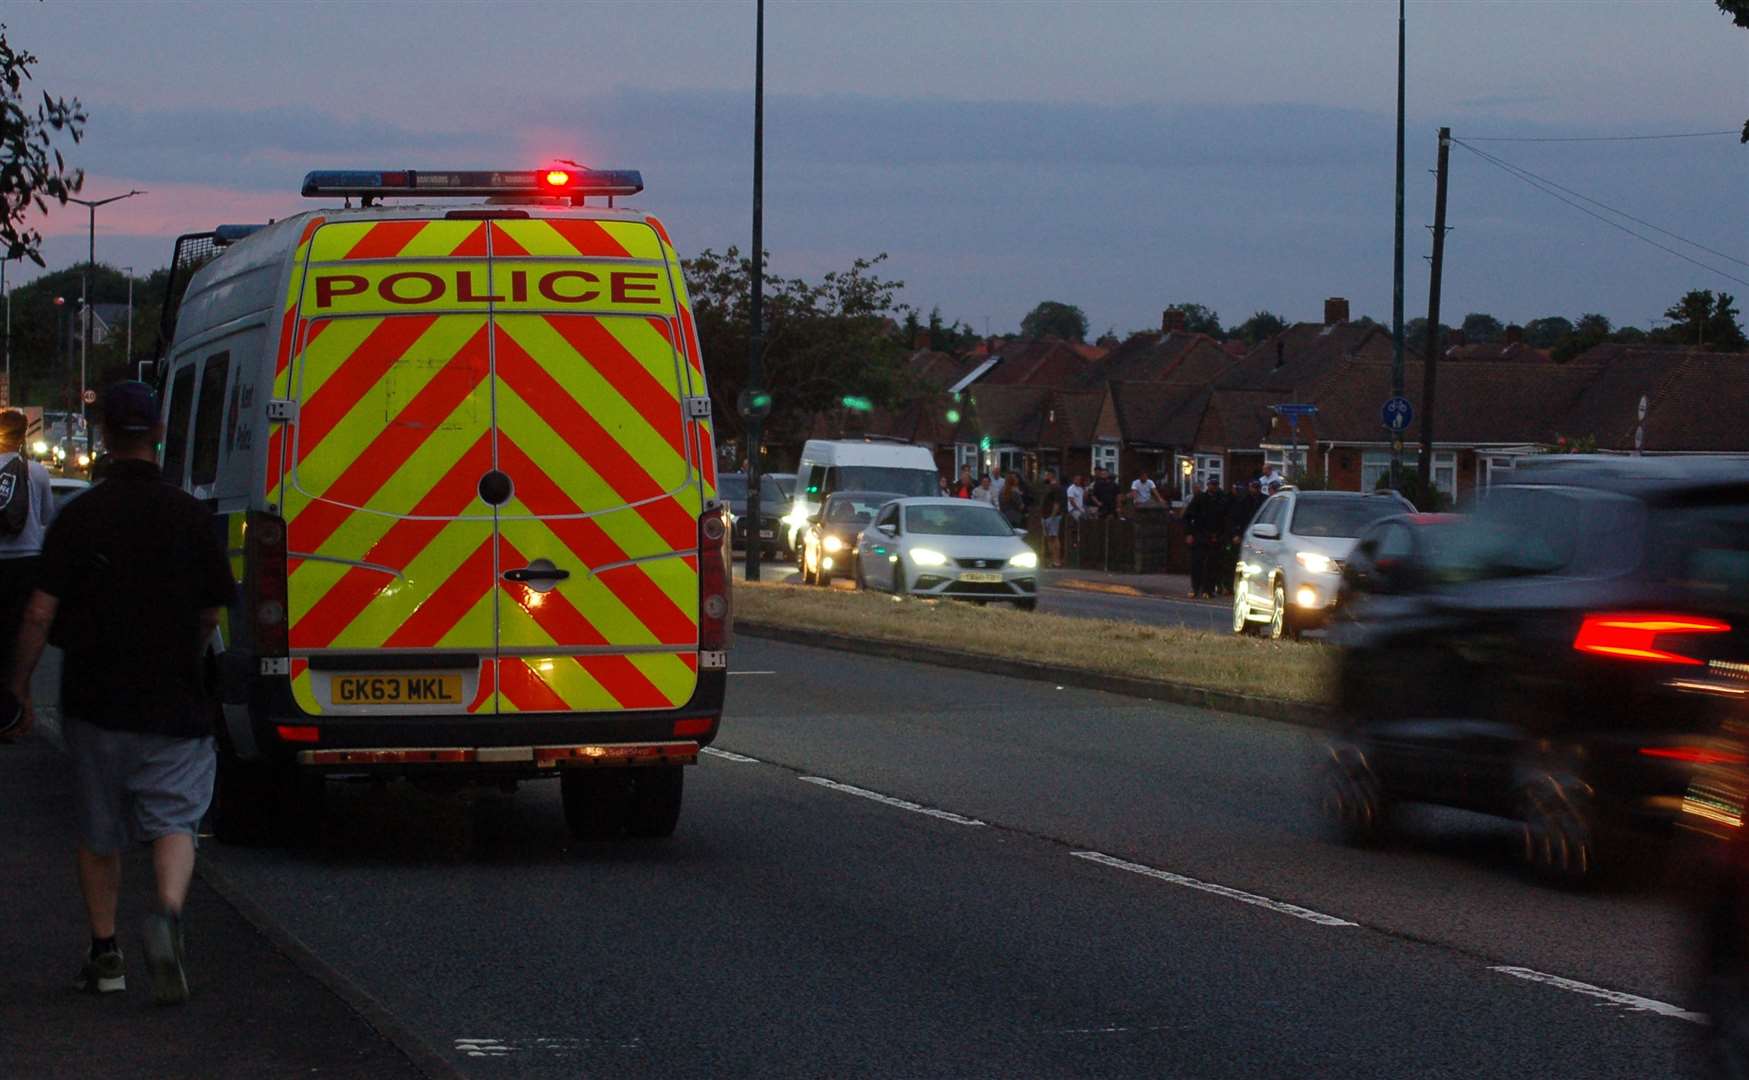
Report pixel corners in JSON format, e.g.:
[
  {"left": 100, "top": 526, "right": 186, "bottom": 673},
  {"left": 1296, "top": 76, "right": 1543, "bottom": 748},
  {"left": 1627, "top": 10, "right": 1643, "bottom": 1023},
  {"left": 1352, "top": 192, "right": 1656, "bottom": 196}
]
[
  {"left": 856, "top": 497, "right": 1038, "bottom": 610},
  {"left": 1233, "top": 488, "right": 1414, "bottom": 638},
  {"left": 1320, "top": 456, "right": 1749, "bottom": 884},
  {"left": 1336, "top": 512, "right": 1462, "bottom": 605},
  {"left": 800, "top": 490, "right": 901, "bottom": 587},
  {"left": 720, "top": 471, "right": 793, "bottom": 555}
]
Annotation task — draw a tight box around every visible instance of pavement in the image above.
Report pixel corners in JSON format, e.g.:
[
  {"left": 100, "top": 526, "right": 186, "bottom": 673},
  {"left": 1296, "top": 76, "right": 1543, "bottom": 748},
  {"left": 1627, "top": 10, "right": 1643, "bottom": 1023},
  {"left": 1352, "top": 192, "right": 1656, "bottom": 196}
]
[{"left": 0, "top": 733, "right": 441, "bottom": 1080}]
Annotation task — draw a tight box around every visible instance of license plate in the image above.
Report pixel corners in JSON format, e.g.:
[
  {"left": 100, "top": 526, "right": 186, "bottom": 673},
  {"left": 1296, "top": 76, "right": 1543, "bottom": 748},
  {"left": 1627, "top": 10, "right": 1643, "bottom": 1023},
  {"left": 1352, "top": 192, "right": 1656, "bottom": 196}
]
[
  {"left": 759, "top": 530, "right": 774, "bottom": 539},
  {"left": 959, "top": 572, "right": 1003, "bottom": 584},
  {"left": 331, "top": 674, "right": 463, "bottom": 706}
]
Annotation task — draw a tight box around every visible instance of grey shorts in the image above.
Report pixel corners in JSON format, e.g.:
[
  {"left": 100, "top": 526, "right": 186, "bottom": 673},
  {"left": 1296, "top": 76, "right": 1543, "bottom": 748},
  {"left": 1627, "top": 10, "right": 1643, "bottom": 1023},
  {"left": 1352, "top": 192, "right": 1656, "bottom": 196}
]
[
  {"left": 1043, "top": 515, "right": 1062, "bottom": 537},
  {"left": 65, "top": 717, "right": 216, "bottom": 855}
]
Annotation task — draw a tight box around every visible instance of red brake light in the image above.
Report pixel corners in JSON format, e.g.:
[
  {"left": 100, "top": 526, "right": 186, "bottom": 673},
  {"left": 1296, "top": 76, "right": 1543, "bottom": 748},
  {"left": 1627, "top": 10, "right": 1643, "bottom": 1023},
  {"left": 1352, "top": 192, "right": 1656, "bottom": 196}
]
[
  {"left": 1638, "top": 746, "right": 1749, "bottom": 766},
  {"left": 246, "top": 511, "right": 290, "bottom": 659},
  {"left": 543, "top": 169, "right": 571, "bottom": 188},
  {"left": 1573, "top": 613, "right": 1729, "bottom": 665}
]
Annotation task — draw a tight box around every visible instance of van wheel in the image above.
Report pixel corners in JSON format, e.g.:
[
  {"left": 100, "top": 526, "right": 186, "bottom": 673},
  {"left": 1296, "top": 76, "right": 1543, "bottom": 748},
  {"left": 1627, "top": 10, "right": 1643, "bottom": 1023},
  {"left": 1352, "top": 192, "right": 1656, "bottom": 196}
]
[
  {"left": 211, "top": 752, "right": 323, "bottom": 847},
  {"left": 561, "top": 770, "right": 633, "bottom": 841},
  {"left": 626, "top": 766, "right": 684, "bottom": 838},
  {"left": 211, "top": 751, "right": 280, "bottom": 846}
]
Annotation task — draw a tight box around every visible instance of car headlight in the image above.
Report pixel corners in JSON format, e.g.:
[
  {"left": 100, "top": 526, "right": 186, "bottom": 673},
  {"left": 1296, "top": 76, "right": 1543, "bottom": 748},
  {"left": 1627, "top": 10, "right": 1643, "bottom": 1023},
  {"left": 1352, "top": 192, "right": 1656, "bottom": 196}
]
[
  {"left": 1009, "top": 551, "right": 1038, "bottom": 569},
  {"left": 909, "top": 547, "right": 947, "bottom": 567},
  {"left": 784, "top": 505, "right": 811, "bottom": 528},
  {"left": 1295, "top": 551, "right": 1336, "bottom": 574},
  {"left": 823, "top": 535, "right": 844, "bottom": 553}
]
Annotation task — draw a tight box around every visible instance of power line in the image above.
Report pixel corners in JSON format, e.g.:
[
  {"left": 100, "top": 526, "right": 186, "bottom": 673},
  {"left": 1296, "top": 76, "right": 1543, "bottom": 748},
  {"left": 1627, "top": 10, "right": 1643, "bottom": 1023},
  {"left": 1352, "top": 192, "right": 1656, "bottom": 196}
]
[
  {"left": 1459, "top": 130, "right": 1738, "bottom": 142},
  {"left": 1450, "top": 138, "right": 1749, "bottom": 290},
  {"left": 1451, "top": 139, "right": 1747, "bottom": 268}
]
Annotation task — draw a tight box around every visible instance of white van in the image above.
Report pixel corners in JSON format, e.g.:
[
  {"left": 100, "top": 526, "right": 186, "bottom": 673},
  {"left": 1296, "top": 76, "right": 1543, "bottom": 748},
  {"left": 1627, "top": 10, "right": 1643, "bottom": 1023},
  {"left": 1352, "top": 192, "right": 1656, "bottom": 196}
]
[{"left": 783, "top": 438, "right": 939, "bottom": 554}]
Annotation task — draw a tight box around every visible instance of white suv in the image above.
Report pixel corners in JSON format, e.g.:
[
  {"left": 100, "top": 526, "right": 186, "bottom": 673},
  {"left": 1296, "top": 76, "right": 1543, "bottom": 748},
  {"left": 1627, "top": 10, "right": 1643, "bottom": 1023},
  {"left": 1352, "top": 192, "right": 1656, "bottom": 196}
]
[{"left": 1232, "top": 489, "right": 1415, "bottom": 638}]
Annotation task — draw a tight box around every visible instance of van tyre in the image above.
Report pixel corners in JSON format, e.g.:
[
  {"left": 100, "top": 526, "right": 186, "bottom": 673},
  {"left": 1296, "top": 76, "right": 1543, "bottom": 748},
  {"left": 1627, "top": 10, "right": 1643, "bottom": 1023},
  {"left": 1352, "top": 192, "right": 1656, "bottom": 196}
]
[
  {"left": 561, "top": 769, "right": 634, "bottom": 840},
  {"left": 626, "top": 766, "right": 685, "bottom": 838},
  {"left": 211, "top": 751, "right": 280, "bottom": 847}
]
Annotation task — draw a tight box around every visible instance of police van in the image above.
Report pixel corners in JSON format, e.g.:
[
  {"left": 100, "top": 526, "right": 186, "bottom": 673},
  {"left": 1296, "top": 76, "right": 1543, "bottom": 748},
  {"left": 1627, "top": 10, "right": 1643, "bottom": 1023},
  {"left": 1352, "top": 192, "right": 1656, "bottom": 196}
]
[{"left": 157, "top": 168, "right": 729, "bottom": 844}]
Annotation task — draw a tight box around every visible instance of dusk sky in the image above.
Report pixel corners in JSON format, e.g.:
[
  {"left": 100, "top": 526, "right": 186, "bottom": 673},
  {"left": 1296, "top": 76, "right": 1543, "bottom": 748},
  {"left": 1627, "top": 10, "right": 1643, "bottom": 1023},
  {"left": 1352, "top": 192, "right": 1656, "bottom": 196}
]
[{"left": 8, "top": 0, "right": 1746, "bottom": 337}]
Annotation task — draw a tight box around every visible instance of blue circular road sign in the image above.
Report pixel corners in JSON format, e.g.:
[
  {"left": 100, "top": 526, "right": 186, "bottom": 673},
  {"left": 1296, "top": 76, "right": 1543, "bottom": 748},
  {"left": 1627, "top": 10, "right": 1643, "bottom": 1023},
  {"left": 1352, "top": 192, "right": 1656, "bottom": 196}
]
[{"left": 1382, "top": 396, "right": 1414, "bottom": 432}]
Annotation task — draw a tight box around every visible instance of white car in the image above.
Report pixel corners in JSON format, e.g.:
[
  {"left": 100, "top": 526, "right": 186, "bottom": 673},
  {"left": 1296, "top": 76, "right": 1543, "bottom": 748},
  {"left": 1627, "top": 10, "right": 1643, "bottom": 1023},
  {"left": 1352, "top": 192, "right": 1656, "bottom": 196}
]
[
  {"left": 1233, "top": 488, "right": 1414, "bottom": 638},
  {"left": 855, "top": 497, "right": 1039, "bottom": 610}
]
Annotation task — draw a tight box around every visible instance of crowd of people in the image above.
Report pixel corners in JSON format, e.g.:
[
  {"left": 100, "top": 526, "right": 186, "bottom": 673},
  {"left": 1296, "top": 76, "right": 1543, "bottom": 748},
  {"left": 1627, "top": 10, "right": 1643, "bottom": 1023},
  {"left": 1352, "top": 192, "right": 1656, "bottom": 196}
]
[{"left": 939, "top": 460, "right": 1289, "bottom": 590}]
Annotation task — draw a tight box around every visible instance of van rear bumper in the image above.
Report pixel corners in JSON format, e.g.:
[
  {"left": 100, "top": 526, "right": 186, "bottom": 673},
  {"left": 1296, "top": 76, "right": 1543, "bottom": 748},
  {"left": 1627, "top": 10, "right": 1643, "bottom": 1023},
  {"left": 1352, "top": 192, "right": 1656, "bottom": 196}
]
[{"left": 240, "top": 669, "right": 726, "bottom": 767}]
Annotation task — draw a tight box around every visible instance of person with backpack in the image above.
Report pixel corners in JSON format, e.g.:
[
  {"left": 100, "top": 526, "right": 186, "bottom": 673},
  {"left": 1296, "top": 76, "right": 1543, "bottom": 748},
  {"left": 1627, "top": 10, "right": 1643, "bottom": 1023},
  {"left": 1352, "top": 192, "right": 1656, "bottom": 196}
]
[{"left": 0, "top": 410, "right": 53, "bottom": 735}]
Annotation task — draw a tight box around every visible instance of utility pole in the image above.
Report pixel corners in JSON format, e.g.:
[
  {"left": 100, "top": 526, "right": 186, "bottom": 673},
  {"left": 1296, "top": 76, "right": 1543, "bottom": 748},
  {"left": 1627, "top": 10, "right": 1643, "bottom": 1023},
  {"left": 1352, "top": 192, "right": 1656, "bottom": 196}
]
[
  {"left": 1389, "top": 0, "right": 1407, "bottom": 490},
  {"left": 68, "top": 190, "right": 145, "bottom": 455},
  {"left": 1, "top": 257, "right": 10, "bottom": 407},
  {"left": 124, "top": 266, "right": 135, "bottom": 376},
  {"left": 1418, "top": 127, "right": 1451, "bottom": 489},
  {"left": 743, "top": 0, "right": 768, "bottom": 581}
]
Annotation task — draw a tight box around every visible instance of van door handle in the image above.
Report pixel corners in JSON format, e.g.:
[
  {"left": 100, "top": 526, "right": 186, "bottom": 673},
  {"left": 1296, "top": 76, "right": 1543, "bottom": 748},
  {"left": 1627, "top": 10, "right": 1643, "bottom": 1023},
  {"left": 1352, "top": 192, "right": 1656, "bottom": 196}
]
[{"left": 503, "top": 566, "right": 570, "bottom": 583}]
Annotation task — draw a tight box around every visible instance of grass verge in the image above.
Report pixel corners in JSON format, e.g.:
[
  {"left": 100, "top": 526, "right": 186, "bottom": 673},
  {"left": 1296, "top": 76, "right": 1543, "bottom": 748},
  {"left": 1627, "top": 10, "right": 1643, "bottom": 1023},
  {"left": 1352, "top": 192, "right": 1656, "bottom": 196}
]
[{"left": 732, "top": 580, "right": 1334, "bottom": 707}]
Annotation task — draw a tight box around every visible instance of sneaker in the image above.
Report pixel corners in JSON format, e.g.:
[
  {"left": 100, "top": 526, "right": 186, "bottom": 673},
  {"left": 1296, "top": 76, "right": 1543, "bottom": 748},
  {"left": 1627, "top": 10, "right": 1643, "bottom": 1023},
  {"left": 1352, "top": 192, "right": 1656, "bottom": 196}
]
[
  {"left": 140, "top": 913, "right": 189, "bottom": 1005},
  {"left": 75, "top": 946, "right": 126, "bottom": 994}
]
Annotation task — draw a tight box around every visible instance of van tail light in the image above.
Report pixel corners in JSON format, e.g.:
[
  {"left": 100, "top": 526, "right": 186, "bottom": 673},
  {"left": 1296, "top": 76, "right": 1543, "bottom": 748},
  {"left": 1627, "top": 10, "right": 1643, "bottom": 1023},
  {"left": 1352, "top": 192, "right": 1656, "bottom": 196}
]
[
  {"left": 246, "top": 511, "right": 291, "bottom": 659},
  {"left": 1573, "top": 613, "right": 1729, "bottom": 666},
  {"left": 700, "top": 506, "right": 731, "bottom": 651},
  {"left": 1638, "top": 746, "right": 1749, "bottom": 766}
]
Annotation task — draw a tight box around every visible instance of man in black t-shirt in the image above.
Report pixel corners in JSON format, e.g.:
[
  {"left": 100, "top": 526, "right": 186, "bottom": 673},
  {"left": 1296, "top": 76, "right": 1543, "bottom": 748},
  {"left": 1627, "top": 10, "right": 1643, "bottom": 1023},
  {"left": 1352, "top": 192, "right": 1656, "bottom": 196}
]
[
  {"left": 9, "top": 381, "right": 235, "bottom": 1004},
  {"left": 1089, "top": 468, "right": 1120, "bottom": 520}
]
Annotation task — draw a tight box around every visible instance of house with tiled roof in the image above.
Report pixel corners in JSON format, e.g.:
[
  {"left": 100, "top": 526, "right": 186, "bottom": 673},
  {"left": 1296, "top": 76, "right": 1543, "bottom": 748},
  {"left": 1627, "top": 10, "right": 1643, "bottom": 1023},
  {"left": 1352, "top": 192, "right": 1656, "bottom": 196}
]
[
  {"left": 1218, "top": 298, "right": 1411, "bottom": 394},
  {"left": 1076, "top": 309, "right": 1236, "bottom": 389}
]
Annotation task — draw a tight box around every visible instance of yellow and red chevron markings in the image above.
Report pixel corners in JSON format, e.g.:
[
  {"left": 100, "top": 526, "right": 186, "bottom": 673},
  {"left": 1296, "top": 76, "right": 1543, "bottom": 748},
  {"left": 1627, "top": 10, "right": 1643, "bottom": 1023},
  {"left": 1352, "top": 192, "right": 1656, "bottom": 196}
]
[{"left": 278, "top": 214, "right": 708, "bottom": 718}]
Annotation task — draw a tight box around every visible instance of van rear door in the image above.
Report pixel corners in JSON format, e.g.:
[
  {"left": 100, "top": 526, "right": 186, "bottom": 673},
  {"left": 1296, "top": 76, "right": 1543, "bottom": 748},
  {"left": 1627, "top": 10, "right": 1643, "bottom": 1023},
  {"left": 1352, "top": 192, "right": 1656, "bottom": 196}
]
[
  {"left": 485, "top": 218, "right": 702, "bottom": 714},
  {"left": 281, "top": 219, "right": 498, "bottom": 716}
]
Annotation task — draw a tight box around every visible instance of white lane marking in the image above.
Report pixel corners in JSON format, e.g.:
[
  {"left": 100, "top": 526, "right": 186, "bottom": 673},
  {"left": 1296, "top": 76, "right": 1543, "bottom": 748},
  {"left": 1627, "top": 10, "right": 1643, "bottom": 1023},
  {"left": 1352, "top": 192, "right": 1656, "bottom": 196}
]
[
  {"left": 798, "top": 776, "right": 987, "bottom": 826},
  {"left": 701, "top": 747, "right": 760, "bottom": 763},
  {"left": 1070, "top": 851, "right": 1357, "bottom": 927},
  {"left": 728, "top": 670, "right": 778, "bottom": 676},
  {"left": 1489, "top": 966, "right": 1708, "bottom": 1024}
]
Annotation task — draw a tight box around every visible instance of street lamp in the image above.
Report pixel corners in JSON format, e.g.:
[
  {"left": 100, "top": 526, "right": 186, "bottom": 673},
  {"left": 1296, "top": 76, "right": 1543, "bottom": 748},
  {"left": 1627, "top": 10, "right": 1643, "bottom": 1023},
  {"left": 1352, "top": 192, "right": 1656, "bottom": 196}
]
[
  {"left": 0, "top": 255, "right": 12, "bottom": 406},
  {"left": 122, "top": 265, "right": 135, "bottom": 377},
  {"left": 66, "top": 189, "right": 146, "bottom": 452}
]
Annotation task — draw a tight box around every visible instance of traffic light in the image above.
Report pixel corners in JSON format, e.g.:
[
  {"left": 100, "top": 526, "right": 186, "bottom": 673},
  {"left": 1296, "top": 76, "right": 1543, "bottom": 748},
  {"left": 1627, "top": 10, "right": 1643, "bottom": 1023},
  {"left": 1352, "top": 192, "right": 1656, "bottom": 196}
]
[
  {"left": 945, "top": 408, "right": 961, "bottom": 424},
  {"left": 841, "top": 395, "right": 873, "bottom": 412},
  {"left": 979, "top": 435, "right": 992, "bottom": 452}
]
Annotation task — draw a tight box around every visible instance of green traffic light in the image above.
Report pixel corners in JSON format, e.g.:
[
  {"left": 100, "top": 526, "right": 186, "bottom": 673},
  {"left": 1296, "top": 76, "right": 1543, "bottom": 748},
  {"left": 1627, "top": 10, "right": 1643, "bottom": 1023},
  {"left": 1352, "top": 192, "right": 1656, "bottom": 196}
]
[
  {"left": 841, "top": 395, "right": 873, "bottom": 412},
  {"left": 945, "top": 409, "right": 961, "bottom": 424}
]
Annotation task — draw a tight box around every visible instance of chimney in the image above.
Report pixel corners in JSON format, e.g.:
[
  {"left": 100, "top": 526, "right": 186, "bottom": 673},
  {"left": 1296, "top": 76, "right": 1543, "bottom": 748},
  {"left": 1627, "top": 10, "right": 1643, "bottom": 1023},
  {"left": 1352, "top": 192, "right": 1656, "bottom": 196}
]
[
  {"left": 1274, "top": 340, "right": 1286, "bottom": 369},
  {"left": 913, "top": 330, "right": 933, "bottom": 351},
  {"left": 1504, "top": 324, "right": 1523, "bottom": 345},
  {"left": 1162, "top": 308, "right": 1187, "bottom": 334},
  {"left": 1323, "top": 297, "right": 1350, "bottom": 326}
]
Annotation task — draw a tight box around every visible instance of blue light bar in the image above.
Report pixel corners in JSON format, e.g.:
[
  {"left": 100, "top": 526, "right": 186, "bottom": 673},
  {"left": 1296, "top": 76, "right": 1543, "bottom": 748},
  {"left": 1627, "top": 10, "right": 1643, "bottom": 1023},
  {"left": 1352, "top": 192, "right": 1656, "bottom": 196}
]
[
  {"left": 300, "top": 169, "right": 644, "bottom": 200},
  {"left": 213, "top": 224, "right": 266, "bottom": 245}
]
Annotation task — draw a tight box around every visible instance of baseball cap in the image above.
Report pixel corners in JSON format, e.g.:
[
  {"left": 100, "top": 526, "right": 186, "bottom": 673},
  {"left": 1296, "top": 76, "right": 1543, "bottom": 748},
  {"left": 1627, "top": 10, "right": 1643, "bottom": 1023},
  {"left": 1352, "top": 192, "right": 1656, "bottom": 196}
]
[{"left": 101, "top": 381, "right": 159, "bottom": 433}]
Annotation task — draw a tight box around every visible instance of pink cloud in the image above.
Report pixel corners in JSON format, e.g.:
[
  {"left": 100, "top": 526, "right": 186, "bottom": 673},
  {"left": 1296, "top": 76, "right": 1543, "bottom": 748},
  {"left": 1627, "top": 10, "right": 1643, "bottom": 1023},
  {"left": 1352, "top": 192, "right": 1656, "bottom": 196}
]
[{"left": 32, "top": 178, "right": 305, "bottom": 239}]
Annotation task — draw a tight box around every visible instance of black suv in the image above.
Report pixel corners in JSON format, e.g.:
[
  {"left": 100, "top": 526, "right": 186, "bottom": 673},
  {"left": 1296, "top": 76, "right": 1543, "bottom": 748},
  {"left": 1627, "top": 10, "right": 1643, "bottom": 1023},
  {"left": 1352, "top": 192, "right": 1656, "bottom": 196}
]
[
  {"left": 721, "top": 472, "right": 793, "bottom": 555},
  {"left": 1321, "top": 457, "right": 1749, "bottom": 884}
]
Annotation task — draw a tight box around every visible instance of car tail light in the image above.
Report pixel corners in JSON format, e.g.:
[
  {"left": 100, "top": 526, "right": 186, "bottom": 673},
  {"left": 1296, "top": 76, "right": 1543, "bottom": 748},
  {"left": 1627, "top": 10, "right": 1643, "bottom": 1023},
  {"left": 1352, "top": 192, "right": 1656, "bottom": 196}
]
[
  {"left": 1573, "top": 613, "right": 1728, "bottom": 666},
  {"left": 246, "top": 511, "right": 290, "bottom": 659},
  {"left": 1638, "top": 746, "right": 1749, "bottom": 766},
  {"left": 700, "top": 506, "right": 731, "bottom": 650}
]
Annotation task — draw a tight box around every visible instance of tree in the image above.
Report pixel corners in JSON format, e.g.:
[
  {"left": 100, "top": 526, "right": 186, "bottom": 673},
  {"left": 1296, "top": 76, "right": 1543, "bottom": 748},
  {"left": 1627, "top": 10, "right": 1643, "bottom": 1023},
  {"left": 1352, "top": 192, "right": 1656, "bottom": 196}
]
[
  {"left": 1721, "top": 2, "right": 1749, "bottom": 141},
  {"left": 1521, "top": 316, "right": 1574, "bottom": 348},
  {"left": 1, "top": 24, "right": 85, "bottom": 264},
  {"left": 682, "top": 247, "right": 912, "bottom": 448},
  {"left": 1163, "top": 302, "right": 1222, "bottom": 337},
  {"left": 1574, "top": 313, "right": 1612, "bottom": 338},
  {"left": 925, "top": 306, "right": 980, "bottom": 355},
  {"left": 1405, "top": 317, "right": 1453, "bottom": 351},
  {"left": 1228, "top": 310, "right": 1287, "bottom": 347},
  {"left": 1460, "top": 312, "right": 1504, "bottom": 343},
  {"left": 1656, "top": 289, "right": 1747, "bottom": 350},
  {"left": 1019, "top": 300, "right": 1088, "bottom": 342}
]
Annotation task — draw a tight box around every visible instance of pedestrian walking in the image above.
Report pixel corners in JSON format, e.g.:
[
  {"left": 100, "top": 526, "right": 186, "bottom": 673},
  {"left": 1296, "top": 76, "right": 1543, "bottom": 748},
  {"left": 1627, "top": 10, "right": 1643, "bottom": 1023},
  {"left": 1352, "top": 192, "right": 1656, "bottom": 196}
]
[
  {"left": 1183, "top": 476, "right": 1226, "bottom": 598},
  {"left": 1038, "top": 470, "right": 1065, "bottom": 567},
  {"left": 9, "top": 382, "right": 236, "bottom": 1005},
  {"left": 0, "top": 410, "right": 53, "bottom": 736}
]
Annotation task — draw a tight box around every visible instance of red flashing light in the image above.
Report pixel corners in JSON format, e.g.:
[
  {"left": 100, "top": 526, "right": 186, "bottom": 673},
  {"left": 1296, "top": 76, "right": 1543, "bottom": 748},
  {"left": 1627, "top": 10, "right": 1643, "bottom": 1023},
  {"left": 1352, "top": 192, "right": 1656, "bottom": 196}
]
[
  {"left": 1573, "top": 613, "right": 1730, "bottom": 666},
  {"left": 277, "top": 724, "right": 321, "bottom": 743},
  {"left": 543, "top": 169, "right": 572, "bottom": 188}
]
